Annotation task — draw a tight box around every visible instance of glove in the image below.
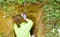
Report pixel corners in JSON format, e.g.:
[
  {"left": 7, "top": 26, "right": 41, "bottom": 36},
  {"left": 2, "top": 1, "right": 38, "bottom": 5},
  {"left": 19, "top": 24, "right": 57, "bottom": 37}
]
[{"left": 21, "top": 13, "right": 26, "bottom": 20}]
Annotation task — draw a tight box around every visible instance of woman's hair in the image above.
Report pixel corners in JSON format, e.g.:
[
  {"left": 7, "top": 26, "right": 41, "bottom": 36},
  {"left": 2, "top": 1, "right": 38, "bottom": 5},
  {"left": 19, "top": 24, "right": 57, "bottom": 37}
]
[{"left": 13, "top": 14, "right": 26, "bottom": 27}]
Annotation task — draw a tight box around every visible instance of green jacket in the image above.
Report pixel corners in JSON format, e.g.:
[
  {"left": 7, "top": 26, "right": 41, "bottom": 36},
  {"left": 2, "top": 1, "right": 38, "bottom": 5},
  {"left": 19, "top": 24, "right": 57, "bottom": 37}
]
[{"left": 14, "top": 19, "right": 33, "bottom": 37}]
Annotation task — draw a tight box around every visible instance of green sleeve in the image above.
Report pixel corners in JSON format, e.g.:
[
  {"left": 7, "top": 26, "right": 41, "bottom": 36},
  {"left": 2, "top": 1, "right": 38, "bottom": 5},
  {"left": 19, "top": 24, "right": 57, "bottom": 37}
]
[
  {"left": 14, "top": 19, "right": 33, "bottom": 37},
  {"left": 19, "top": 18, "right": 33, "bottom": 32}
]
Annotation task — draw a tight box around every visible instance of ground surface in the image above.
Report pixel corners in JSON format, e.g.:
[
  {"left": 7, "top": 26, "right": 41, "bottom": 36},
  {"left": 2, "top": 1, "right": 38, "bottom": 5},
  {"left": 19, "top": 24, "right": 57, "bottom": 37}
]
[
  {"left": 0, "top": 2, "right": 60, "bottom": 37},
  {"left": 0, "top": 3, "right": 45, "bottom": 37}
]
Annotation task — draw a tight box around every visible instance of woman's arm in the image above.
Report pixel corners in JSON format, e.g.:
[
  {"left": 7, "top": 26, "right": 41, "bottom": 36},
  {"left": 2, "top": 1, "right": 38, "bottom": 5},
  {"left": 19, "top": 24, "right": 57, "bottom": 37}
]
[
  {"left": 20, "top": 18, "right": 33, "bottom": 32},
  {"left": 14, "top": 18, "right": 33, "bottom": 37},
  {"left": 17, "top": 18, "right": 33, "bottom": 32}
]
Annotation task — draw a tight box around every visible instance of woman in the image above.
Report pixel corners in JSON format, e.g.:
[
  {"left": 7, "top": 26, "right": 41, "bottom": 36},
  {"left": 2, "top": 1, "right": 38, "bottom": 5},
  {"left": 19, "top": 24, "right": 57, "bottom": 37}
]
[{"left": 13, "top": 13, "right": 33, "bottom": 37}]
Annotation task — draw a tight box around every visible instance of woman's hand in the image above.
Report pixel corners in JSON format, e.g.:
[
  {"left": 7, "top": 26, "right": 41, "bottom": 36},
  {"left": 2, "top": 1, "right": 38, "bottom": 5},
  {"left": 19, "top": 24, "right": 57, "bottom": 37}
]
[{"left": 21, "top": 13, "right": 26, "bottom": 20}]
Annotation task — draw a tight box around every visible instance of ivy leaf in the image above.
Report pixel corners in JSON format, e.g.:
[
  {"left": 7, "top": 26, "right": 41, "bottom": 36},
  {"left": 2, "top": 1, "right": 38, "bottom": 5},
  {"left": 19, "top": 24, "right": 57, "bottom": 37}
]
[
  {"left": 18, "top": 0, "right": 24, "bottom": 4},
  {"left": 56, "top": 0, "right": 60, "bottom": 2}
]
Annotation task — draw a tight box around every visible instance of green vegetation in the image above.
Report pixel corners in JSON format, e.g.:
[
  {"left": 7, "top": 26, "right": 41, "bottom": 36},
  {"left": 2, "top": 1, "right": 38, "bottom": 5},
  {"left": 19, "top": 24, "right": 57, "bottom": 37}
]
[
  {"left": 0, "top": 0, "right": 60, "bottom": 37},
  {"left": 42, "top": 0, "right": 60, "bottom": 37},
  {"left": 0, "top": 0, "right": 37, "bottom": 17}
]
